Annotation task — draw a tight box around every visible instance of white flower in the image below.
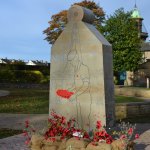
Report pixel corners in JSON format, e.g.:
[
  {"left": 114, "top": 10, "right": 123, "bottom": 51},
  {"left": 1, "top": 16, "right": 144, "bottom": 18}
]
[{"left": 73, "top": 131, "right": 83, "bottom": 138}]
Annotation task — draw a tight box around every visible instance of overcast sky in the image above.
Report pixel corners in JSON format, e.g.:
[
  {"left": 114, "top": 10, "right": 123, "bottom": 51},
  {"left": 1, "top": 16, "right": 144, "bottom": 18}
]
[{"left": 0, "top": 0, "right": 150, "bottom": 62}]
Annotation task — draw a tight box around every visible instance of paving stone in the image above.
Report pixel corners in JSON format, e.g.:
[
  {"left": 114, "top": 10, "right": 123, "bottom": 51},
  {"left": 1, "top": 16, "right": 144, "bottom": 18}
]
[{"left": 0, "top": 135, "right": 30, "bottom": 150}]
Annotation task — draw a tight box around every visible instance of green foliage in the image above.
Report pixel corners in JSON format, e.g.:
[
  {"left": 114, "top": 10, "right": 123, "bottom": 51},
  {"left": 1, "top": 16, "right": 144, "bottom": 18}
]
[
  {"left": 14, "top": 70, "right": 44, "bottom": 83},
  {"left": 0, "top": 67, "right": 49, "bottom": 83},
  {"left": 40, "top": 75, "right": 50, "bottom": 83},
  {"left": 102, "top": 8, "right": 143, "bottom": 71},
  {"left": 114, "top": 76, "right": 118, "bottom": 85},
  {"left": 44, "top": 0, "right": 105, "bottom": 44},
  {"left": 11, "top": 60, "right": 26, "bottom": 65},
  {"left": 115, "top": 95, "right": 144, "bottom": 103},
  {"left": 0, "top": 63, "right": 50, "bottom": 83},
  {"left": 0, "top": 68, "right": 15, "bottom": 82}
]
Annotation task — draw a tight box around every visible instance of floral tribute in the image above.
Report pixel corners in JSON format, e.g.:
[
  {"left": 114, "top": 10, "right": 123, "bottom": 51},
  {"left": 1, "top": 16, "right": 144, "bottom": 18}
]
[
  {"left": 56, "top": 89, "right": 74, "bottom": 99},
  {"left": 23, "top": 111, "right": 139, "bottom": 150}
]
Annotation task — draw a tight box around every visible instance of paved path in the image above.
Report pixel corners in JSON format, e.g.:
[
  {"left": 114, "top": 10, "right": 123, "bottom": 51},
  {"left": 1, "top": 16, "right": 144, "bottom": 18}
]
[
  {"left": 0, "top": 135, "right": 29, "bottom": 150},
  {"left": 0, "top": 90, "right": 9, "bottom": 97},
  {"left": 0, "top": 114, "right": 48, "bottom": 150},
  {"left": 134, "top": 124, "right": 150, "bottom": 150},
  {"left": 0, "top": 114, "right": 48, "bottom": 130}
]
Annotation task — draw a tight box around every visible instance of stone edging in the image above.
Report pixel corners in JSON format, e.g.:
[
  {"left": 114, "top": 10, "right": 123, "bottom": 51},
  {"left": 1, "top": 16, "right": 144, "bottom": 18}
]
[
  {"left": 116, "top": 101, "right": 150, "bottom": 119},
  {"left": 115, "top": 86, "right": 150, "bottom": 98}
]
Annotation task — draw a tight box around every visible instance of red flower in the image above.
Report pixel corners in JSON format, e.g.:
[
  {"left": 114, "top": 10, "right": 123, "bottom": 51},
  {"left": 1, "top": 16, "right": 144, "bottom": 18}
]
[
  {"left": 96, "top": 121, "right": 102, "bottom": 129},
  {"left": 98, "top": 130, "right": 106, "bottom": 137},
  {"left": 25, "top": 140, "right": 30, "bottom": 145},
  {"left": 49, "top": 131, "right": 55, "bottom": 137},
  {"left": 23, "top": 131, "right": 28, "bottom": 136},
  {"left": 25, "top": 138, "right": 31, "bottom": 145},
  {"left": 83, "top": 132, "right": 90, "bottom": 139},
  {"left": 120, "top": 134, "right": 126, "bottom": 139},
  {"left": 25, "top": 120, "right": 29, "bottom": 128},
  {"left": 106, "top": 138, "right": 112, "bottom": 144},
  {"left": 128, "top": 128, "right": 133, "bottom": 135},
  {"left": 51, "top": 137, "right": 56, "bottom": 142},
  {"left": 135, "top": 134, "right": 140, "bottom": 139},
  {"left": 61, "top": 116, "right": 66, "bottom": 124},
  {"left": 56, "top": 89, "right": 74, "bottom": 99}
]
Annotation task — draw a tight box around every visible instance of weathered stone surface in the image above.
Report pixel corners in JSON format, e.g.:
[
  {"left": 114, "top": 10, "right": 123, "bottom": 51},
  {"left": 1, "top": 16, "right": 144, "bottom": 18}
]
[
  {"left": 67, "top": 5, "right": 95, "bottom": 23},
  {"left": 58, "top": 139, "right": 67, "bottom": 150},
  {"left": 49, "top": 5, "right": 115, "bottom": 129},
  {"left": 42, "top": 145, "right": 58, "bottom": 150},
  {"left": 31, "top": 135, "right": 44, "bottom": 146},
  {"left": 116, "top": 102, "right": 150, "bottom": 120},
  {"left": 31, "top": 146, "right": 41, "bottom": 150},
  {"left": 115, "top": 86, "right": 150, "bottom": 98},
  {"left": 66, "top": 137, "right": 89, "bottom": 148},
  {"left": 86, "top": 143, "right": 112, "bottom": 150},
  {"left": 43, "top": 139, "right": 61, "bottom": 147},
  {"left": 111, "top": 139, "right": 126, "bottom": 150}
]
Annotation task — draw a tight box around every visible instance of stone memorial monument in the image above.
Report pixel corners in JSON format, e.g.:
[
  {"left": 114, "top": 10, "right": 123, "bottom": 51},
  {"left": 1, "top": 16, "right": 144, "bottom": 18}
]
[{"left": 49, "top": 5, "right": 115, "bottom": 130}]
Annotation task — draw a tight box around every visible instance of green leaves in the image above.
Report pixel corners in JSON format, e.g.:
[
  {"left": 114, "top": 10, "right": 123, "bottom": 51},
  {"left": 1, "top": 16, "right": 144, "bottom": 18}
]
[
  {"left": 44, "top": 0, "right": 105, "bottom": 44},
  {"left": 102, "top": 8, "right": 142, "bottom": 71}
]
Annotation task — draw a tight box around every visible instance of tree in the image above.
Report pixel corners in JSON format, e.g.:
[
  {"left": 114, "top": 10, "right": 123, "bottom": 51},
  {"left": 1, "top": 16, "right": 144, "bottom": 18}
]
[
  {"left": 11, "top": 60, "right": 25, "bottom": 65},
  {"left": 102, "top": 8, "right": 142, "bottom": 71},
  {"left": 43, "top": 0, "right": 104, "bottom": 44}
]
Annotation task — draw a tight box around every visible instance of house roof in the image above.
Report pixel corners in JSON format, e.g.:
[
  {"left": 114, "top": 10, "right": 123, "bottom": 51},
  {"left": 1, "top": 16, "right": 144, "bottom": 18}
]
[
  {"left": 0, "top": 58, "right": 11, "bottom": 63},
  {"left": 26, "top": 60, "right": 49, "bottom": 66},
  {"left": 131, "top": 5, "right": 142, "bottom": 19}
]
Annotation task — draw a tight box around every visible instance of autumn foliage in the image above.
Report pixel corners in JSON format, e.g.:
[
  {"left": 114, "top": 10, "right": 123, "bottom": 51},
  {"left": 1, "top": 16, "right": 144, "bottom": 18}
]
[{"left": 43, "top": 0, "right": 105, "bottom": 44}]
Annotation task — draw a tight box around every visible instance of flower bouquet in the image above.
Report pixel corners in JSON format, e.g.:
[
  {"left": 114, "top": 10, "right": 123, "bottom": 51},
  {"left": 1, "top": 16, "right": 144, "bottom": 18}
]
[{"left": 23, "top": 111, "right": 139, "bottom": 150}]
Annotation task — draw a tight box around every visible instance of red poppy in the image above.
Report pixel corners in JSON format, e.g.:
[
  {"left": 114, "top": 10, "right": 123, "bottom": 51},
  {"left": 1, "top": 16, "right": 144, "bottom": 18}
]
[
  {"left": 25, "top": 120, "right": 29, "bottom": 128},
  {"left": 25, "top": 140, "right": 30, "bottom": 145},
  {"left": 98, "top": 130, "right": 106, "bottom": 137},
  {"left": 51, "top": 137, "right": 56, "bottom": 142},
  {"left": 23, "top": 131, "right": 28, "bottom": 136},
  {"left": 106, "top": 138, "right": 112, "bottom": 144},
  {"left": 135, "top": 134, "right": 140, "bottom": 139},
  {"left": 128, "top": 128, "right": 133, "bottom": 135},
  {"left": 120, "top": 134, "right": 126, "bottom": 139},
  {"left": 56, "top": 89, "right": 74, "bottom": 99},
  {"left": 96, "top": 120, "right": 102, "bottom": 129}
]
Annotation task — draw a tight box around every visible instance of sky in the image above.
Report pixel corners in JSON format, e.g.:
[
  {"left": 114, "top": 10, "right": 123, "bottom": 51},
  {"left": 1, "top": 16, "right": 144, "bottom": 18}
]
[{"left": 0, "top": 0, "right": 150, "bottom": 62}]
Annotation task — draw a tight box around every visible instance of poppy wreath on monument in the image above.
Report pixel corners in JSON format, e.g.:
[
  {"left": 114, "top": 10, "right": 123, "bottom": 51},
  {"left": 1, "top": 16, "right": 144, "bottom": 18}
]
[
  {"left": 23, "top": 111, "right": 139, "bottom": 150},
  {"left": 56, "top": 89, "right": 74, "bottom": 99}
]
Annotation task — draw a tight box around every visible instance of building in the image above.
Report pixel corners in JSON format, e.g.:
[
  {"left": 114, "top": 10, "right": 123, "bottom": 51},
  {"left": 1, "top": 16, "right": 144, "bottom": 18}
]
[
  {"left": 26, "top": 60, "right": 49, "bottom": 66},
  {"left": 0, "top": 58, "right": 11, "bottom": 64},
  {"left": 131, "top": 4, "right": 148, "bottom": 41},
  {"left": 0, "top": 58, "right": 49, "bottom": 66},
  {"left": 126, "top": 4, "right": 150, "bottom": 87}
]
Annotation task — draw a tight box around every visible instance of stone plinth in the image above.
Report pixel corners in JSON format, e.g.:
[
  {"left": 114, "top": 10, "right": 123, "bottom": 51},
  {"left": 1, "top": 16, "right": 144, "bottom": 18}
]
[{"left": 49, "top": 5, "right": 115, "bottom": 130}]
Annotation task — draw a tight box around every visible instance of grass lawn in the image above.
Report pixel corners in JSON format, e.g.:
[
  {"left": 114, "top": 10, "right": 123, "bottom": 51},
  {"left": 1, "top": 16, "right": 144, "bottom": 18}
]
[
  {"left": 115, "top": 95, "right": 144, "bottom": 103},
  {"left": 0, "top": 128, "right": 22, "bottom": 139},
  {"left": 0, "top": 88, "right": 49, "bottom": 114},
  {"left": 0, "top": 88, "right": 146, "bottom": 114},
  {"left": 122, "top": 86, "right": 150, "bottom": 90}
]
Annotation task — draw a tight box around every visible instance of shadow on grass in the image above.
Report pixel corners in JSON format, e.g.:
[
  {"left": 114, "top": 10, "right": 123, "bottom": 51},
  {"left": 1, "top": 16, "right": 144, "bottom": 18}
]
[{"left": 0, "top": 128, "right": 22, "bottom": 139}]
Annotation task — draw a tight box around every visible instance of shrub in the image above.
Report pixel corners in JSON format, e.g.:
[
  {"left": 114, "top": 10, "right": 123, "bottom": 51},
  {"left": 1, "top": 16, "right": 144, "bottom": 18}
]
[
  {"left": 0, "top": 69, "right": 15, "bottom": 82},
  {"left": 14, "top": 70, "right": 44, "bottom": 83}
]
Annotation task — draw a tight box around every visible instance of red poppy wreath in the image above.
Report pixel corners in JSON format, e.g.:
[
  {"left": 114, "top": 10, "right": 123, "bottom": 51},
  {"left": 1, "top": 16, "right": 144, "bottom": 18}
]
[{"left": 56, "top": 89, "right": 74, "bottom": 99}]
